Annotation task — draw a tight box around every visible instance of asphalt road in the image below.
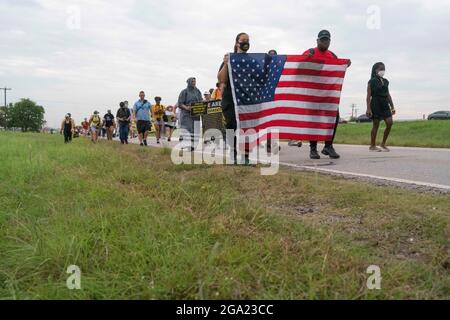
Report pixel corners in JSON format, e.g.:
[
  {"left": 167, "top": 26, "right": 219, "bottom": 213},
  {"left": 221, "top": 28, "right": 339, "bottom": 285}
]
[{"left": 121, "top": 136, "right": 450, "bottom": 192}]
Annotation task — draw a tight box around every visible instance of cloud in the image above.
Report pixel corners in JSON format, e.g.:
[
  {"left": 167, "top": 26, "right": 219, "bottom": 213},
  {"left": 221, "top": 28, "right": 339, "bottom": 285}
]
[{"left": 0, "top": 0, "right": 449, "bottom": 127}]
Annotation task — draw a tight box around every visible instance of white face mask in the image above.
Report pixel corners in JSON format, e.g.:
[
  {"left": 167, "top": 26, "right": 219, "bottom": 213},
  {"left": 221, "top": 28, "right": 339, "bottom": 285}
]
[{"left": 378, "top": 70, "right": 385, "bottom": 77}]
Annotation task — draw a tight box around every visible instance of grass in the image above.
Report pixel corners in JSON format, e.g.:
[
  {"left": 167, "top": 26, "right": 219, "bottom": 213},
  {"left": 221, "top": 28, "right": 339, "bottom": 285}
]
[
  {"left": 334, "top": 120, "right": 450, "bottom": 148},
  {"left": 0, "top": 132, "right": 449, "bottom": 300}
]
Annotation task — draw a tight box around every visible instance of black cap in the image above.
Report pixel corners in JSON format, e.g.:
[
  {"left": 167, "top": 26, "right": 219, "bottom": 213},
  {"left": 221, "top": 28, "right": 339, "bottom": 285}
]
[{"left": 318, "top": 30, "right": 331, "bottom": 39}]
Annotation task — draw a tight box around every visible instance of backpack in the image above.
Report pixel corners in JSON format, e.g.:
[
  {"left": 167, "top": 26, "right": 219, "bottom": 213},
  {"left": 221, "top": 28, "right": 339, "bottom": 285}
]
[{"left": 309, "top": 48, "right": 337, "bottom": 59}]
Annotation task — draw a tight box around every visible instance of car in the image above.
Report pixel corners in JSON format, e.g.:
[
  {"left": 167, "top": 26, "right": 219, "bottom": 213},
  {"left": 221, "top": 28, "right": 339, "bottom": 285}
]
[
  {"left": 428, "top": 111, "right": 450, "bottom": 120},
  {"left": 356, "top": 114, "right": 372, "bottom": 123}
]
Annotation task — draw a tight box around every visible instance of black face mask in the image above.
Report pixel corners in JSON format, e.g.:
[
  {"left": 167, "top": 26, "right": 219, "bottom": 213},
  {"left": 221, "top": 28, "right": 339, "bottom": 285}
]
[{"left": 239, "top": 42, "right": 250, "bottom": 52}]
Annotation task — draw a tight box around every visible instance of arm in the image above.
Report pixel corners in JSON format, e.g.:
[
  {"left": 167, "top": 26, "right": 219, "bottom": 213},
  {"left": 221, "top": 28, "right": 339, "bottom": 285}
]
[
  {"left": 178, "top": 90, "right": 191, "bottom": 112},
  {"left": 366, "top": 84, "right": 372, "bottom": 117},
  {"left": 388, "top": 94, "right": 396, "bottom": 115},
  {"left": 218, "top": 54, "right": 229, "bottom": 88}
]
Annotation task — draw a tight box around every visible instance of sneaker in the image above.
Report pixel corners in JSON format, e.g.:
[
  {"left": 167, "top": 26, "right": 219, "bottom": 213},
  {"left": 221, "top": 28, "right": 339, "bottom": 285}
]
[
  {"left": 322, "top": 146, "right": 340, "bottom": 159},
  {"left": 310, "top": 148, "right": 321, "bottom": 159},
  {"left": 157, "top": 140, "right": 160, "bottom": 144},
  {"left": 140, "top": 143, "right": 144, "bottom": 147},
  {"left": 168, "top": 138, "right": 171, "bottom": 142},
  {"left": 143, "top": 140, "right": 148, "bottom": 146}
]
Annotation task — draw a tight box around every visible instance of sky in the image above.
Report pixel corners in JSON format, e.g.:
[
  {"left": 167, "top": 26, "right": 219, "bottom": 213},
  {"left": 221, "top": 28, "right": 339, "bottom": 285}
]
[{"left": 1, "top": 0, "right": 450, "bottom": 128}]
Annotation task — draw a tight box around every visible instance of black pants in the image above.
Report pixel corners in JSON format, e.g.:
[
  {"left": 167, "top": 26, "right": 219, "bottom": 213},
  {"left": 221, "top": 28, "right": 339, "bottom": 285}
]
[
  {"left": 64, "top": 130, "right": 72, "bottom": 143},
  {"left": 310, "top": 112, "right": 340, "bottom": 149},
  {"left": 222, "top": 105, "right": 239, "bottom": 161}
]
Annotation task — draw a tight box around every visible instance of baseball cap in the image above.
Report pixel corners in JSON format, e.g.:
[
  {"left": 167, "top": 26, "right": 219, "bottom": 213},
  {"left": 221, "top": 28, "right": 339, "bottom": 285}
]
[{"left": 318, "top": 30, "right": 331, "bottom": 39}]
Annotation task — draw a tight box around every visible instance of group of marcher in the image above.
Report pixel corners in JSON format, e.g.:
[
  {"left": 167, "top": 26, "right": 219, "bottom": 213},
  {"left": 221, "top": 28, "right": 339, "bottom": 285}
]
[
  {"left": 217, "top": 30, "right": 395, "bottom": 163},
  {"left": 62, "top": 29, "right": 396, "bottom": 164}
]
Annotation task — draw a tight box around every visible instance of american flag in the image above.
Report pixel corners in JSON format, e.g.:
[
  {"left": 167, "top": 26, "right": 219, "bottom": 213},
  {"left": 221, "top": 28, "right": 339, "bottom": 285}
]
[{"left": 229, "top": 53, "right": 348, "bottom": 148}]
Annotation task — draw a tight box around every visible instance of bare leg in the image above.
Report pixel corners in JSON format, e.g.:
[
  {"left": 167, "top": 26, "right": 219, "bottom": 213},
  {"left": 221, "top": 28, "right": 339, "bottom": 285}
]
[
  {"left": 381, "top": 117, "right": 393, "bottom": 148},
  {"left": 371, "top": 119, "right": 380, "bottom": 148}
]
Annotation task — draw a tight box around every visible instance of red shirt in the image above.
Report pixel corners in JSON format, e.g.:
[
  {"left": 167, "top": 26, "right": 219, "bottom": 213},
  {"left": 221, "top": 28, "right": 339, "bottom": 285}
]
[{"left": 302, "top": 47, "right": 337, "bottom": 59}]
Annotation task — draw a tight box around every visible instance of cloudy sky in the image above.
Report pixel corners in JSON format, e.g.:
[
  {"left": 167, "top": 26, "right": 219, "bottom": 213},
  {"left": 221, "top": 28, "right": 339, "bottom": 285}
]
[{"left": 1, "top": 0, "right": 450, "bottom": 127}]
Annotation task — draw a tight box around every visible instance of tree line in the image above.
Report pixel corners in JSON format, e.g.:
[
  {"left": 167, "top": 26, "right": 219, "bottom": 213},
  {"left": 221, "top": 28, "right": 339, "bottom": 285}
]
[{"left": 0, "top": 99, "right": 46, "bottom": 132}]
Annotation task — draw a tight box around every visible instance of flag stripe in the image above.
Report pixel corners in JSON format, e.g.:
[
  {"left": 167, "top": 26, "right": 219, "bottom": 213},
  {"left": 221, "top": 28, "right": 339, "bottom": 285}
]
[
  {"left": 275, "top": 87, "right": 342, "bottom": 97},
  {"left": 237, "top": 101, "right": 339, "bottom": 115},
  {"left": 274, "top": 94, "right": 340, "bottom": 104},
  {"left": 286, "top": 56, "right": 349, "bottom": 65},
  {"left": 277, "top": 81, "right": 343, "bottom": 91},
  {"left": 284, "top": 62, "right": 348, "bottom": 71},
  {"left": 238, "top": 107, "right": 338, "bottom": 121},
  {"left": 240, "top": 118, "right": 337, "bottom": 130},
  {"left": 279, "top": 75, "right": 345, "bottom": 84},
  {"left": 282, "top": 68, "right": 346, "bottom": 78}
]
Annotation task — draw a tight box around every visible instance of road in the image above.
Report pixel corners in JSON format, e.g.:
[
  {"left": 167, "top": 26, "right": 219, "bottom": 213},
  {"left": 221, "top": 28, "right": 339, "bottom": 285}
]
[{"left": 121, "top": 136, "right": 450, "bottom": 192}]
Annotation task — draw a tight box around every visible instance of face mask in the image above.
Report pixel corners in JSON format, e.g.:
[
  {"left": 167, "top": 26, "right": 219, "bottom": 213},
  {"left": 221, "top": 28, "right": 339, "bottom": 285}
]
[
  {"left": 378, "top": 70, "right": 385, "bottom": 77},
  {"left": 239, "top": 42, "right": 250, "bottom": 52}
]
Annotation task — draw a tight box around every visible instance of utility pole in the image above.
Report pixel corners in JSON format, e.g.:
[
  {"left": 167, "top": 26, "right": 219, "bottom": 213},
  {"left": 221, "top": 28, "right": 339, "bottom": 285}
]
[
  {"left": 1, "top": 87, "right": 12, "bottom": 108},
  {"left": 351, "top": 104, "right": 359, "bottom": 120}
]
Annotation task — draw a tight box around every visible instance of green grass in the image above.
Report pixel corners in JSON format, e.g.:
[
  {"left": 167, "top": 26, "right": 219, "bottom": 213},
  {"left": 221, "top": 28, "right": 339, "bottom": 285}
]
[
  {"left": 335, "top": 120, "right": 450, "bottom": 148},
  {"left": 0, "top": 132, "right": 449, "bottom": 300}
]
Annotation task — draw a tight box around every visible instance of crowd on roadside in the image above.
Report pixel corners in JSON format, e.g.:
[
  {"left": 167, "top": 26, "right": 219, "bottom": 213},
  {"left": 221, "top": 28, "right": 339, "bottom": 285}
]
[
  {"left": 60, "top": 81, "right": 223, "bottom": 147},
  {"left": 61, "top": 29, "right": 396, "bottom": 164}
]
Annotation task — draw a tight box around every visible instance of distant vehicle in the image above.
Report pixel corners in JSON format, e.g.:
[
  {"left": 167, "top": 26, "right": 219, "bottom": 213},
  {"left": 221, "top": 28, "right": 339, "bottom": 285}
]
[
  {"left": 428, "top": 111, "right": 450, "bottom": 120},
  {"left": 338, "top": 117, "right": 348, "bottom": 124},
  {"left": 356, "top": 114, "right": 372, "bottom": 123}
]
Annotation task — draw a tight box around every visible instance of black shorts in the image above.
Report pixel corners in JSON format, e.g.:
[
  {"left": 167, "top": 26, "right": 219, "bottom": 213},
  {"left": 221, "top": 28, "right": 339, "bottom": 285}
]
[{"left": 137, "top": 120, "right": 151, "bottom": 134}]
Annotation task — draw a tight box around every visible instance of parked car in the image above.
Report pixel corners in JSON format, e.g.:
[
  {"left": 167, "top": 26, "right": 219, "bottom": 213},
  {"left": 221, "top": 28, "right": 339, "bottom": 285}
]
[
  {"left": 338, "top": 117, "right": 348, "bottom": 124},
  {"left": 428, "top": 111, "right": 450, "bottom": 120},
  {"left": 356, "top": 114, "right": 372, "bottom": 123}
]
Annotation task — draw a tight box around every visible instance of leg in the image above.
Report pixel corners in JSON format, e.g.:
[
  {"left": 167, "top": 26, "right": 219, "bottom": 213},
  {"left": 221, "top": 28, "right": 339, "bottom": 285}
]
[
  {"left": 371, "top": 118, "right": 381, "bottom": 148},
  {"left": 381, "top": 117, "right": 393, "bottom": 147},
  {"left": 155, "top": 124, "right": 161, "bottom": 142},
  {"left": 325, "top": 112, "right": 340, "bottom": 148}
]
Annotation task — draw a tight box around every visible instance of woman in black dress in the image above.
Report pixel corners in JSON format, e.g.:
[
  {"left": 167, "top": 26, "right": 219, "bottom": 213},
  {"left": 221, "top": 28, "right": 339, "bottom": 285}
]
[{"left": 366, "top": 62, "right": 396, "bottom": 152}]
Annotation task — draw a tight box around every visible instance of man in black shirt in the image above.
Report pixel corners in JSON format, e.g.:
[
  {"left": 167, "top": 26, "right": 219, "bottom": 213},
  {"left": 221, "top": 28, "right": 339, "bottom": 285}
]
[
  {"left": 103, "top": 110, "right": 115, "bottom": 141},
  {"left": 116, "top": 102, "right": 131, "bottom": 144}
]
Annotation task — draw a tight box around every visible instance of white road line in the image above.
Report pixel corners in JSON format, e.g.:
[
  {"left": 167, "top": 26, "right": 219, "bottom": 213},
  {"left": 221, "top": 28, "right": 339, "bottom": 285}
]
[{"left": 277, "top": 161, "right": 450, "bottom": 191}]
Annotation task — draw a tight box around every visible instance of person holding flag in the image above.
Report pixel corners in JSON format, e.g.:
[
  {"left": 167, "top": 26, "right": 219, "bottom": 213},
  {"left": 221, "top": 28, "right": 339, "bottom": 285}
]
[
  {"left": 218, "top": 32, "right": 251, "bottom": 165},
  {"left": 303, "top": 30, "right": 352, "bottom": 160}
]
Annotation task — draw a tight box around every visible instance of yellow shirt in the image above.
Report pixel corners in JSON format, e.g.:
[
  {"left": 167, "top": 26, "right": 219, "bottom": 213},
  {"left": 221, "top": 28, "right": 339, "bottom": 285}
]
[{"left": 152, "top": 104, "right": 165, "bottom": 121}]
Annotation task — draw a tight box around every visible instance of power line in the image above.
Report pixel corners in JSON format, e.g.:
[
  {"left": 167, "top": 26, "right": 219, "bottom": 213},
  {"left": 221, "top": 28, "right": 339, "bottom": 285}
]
[{"left": 1, "top": 87, "right": 12, "bottom": 108}]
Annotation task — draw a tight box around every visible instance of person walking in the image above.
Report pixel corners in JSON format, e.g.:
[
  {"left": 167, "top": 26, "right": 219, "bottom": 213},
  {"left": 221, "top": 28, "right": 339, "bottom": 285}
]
[
  {"left": 177, "top": 77, "right": 203, "bottom": 151},
  {"left": 164, "top": 105, "right": 176, "bottom": 142},
  {"left": 60, "top": 114, "right": 75, "bottom": 143},
  {"left": 366, "top": 62, "right": 396, "bottom": 152},
  {"left": 103, "top": 109, "right": 115, "bottom": 141},
  {"left": 116, "top": 101, "right": 132, "bottom": 144},
  {"left": 218, "top": 32, "right": 251, "bottom": 164},
  {"left": 89, "top": 111, "right": 102, "bottom": 143},
  {"left": 302, "top": 30, "right": 351, "bottom": 160},
  {"left": 81, "top": 118, "right": 89, "bottom": 136},
  {"left": 152, "top": 96, "right": 166, "bottom": 144},
  {"left": 133, "top": 91, "right": 152, "bottom": 147}
]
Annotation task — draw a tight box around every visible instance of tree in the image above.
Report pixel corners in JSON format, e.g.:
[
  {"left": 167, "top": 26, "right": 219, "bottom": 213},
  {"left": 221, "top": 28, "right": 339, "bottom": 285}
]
[
  {"left": 8, "top": 99, "right": 46, "bottom": 132},
  {"left": 0, "top": 106, "right": 7, "bottom": 128}
]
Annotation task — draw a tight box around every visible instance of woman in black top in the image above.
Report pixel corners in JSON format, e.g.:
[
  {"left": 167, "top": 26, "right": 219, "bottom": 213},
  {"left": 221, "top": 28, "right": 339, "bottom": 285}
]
[
  {"left": 366, "top": 62, "right": 396, "bottom": 152},
  {"left": 218, "top": 32, "right": 250, "bottom": 164}
]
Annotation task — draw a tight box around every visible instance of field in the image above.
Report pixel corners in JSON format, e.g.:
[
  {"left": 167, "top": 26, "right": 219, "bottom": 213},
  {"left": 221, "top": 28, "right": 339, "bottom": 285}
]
[
  {"left": 334, "top": 120, "right": 450, "bottom": 148},
  {"left": 0, "top": 132, "right": 449, "bottom": 299}
]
